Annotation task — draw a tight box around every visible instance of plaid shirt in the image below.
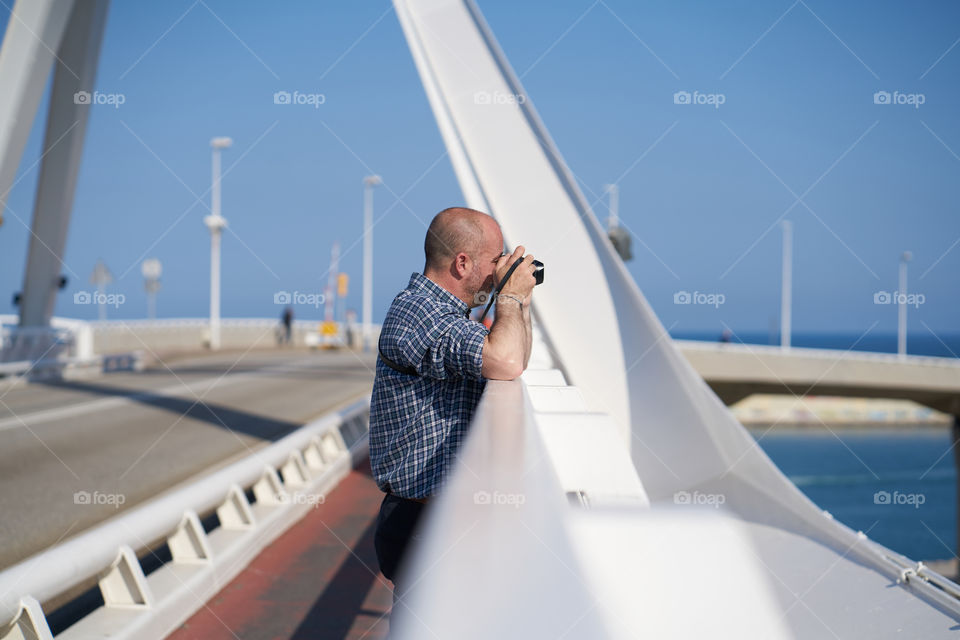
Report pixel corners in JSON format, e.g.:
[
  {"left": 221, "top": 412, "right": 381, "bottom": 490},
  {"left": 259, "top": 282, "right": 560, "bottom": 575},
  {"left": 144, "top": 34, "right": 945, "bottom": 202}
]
[{"left": 369, "top": 272, "right": 489, "bottom": 499}]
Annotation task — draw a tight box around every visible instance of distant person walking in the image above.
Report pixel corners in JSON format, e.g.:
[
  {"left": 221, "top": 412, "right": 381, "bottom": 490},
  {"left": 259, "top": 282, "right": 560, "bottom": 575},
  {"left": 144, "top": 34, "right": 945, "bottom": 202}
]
[
  {"left": 369, "top": 207, "right": 537, "bottom": 616},
  {"left": 280, "top": 306, "right": 293, "bottom": 345}
]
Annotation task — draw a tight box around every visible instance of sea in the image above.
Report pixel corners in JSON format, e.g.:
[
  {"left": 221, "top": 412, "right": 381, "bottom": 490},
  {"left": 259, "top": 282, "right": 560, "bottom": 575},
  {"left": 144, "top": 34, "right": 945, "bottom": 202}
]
[
  {"left": 754, "top": 428, "right": 956, "bottom": 561},
  {"left": 671, "top": 331, "right": 959, "bottom": 561}
]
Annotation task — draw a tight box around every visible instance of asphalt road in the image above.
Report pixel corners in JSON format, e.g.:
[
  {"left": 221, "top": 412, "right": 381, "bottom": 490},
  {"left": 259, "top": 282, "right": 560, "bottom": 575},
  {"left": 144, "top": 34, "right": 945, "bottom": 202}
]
[{"left": 0, "top": 348, "right": 376, "bottom": 570}]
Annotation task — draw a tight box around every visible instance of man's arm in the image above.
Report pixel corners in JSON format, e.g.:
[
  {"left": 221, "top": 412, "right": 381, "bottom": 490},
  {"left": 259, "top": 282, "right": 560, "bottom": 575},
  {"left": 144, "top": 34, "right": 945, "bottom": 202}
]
[
  {"left": 481, "top": 248, "right": 537, "bottom": 380},
  {"left": 521, "top": 299, "right": 532, "bottom": 368},
  {"left": 481, "top": 297, "right": 529, "bottom": 380}
]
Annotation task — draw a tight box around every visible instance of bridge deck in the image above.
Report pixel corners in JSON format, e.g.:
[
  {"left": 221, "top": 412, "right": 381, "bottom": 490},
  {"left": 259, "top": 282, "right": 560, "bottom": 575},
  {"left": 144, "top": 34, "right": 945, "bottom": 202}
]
[
  {"left": 167, "top": 458, "right": 391, "bottom": 640},
  {"left": 0, "top": 348, "right": 376, "bottom": 570}
]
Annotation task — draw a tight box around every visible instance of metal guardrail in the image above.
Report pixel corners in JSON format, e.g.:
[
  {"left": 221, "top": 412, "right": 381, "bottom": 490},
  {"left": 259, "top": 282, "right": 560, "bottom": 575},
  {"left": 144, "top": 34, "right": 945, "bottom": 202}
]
[
  {"left": 90, "top": 318, "right": 381, "bottom": 353},
  {"left": 0, "top": 397, "right": 370, "bottom": 640},
  {"left": 675, "top": 338, "right": 960, "bottom": 368},
  {"left": 0, "top": 352, "right": 143, "bottom": 378},
  {"left": 0, "top": 316, "right": 90, "bottom": 364},
  {"left": 1, "top": 316, "right": 384, "bottom": 377}
]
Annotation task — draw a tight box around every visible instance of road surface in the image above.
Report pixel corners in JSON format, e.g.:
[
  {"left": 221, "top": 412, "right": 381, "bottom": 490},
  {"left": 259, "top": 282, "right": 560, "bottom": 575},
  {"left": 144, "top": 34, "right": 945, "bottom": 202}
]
[{"left": 0, "top": 348, "right": 376, "bottom": 570}]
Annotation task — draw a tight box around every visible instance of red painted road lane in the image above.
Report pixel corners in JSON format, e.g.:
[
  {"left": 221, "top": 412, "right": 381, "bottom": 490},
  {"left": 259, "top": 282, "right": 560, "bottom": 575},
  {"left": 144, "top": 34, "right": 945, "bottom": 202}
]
[{"left": 168, "top": 459, "right": 392, "bottom": 640}]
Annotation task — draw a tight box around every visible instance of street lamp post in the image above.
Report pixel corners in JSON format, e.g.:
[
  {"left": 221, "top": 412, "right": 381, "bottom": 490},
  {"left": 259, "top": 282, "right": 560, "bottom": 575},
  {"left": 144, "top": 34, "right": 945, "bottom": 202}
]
[
  {"left": 90, "top": 260, "right": 112, "bottom": 322},
  {"left": 603, "top": 183, "right": 619, "bottom": 230},
  {"left": 362, "top": 175, "right": 381, "bottom": 352},
  {"left": 603, "top": 183, "right": 632, "bottom": 261},
  {"left": 781, "top": 220, "right": 792, "bottom": 350},
  {"left": 898, "top": 251, "right": 912, "bottom": 358},
  {"left": 141, "top": 258, "right": 162, "bottom": 320},
  {"left": 206, "top": 137, "right": 232, "bottom": 350}
]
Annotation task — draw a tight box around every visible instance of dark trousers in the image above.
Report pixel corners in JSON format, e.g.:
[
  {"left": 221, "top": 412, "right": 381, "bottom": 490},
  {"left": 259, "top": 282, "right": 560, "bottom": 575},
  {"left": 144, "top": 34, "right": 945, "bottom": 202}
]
[{"left": 374, "top": 493, "right": 427, "bottom": 603}]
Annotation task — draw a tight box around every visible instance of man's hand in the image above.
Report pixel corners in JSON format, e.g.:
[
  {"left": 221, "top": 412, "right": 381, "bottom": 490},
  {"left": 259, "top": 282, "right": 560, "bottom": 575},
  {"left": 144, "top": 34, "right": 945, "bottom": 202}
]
[{"left": 495, "top": 245, "right": 537, "bottom": 303}]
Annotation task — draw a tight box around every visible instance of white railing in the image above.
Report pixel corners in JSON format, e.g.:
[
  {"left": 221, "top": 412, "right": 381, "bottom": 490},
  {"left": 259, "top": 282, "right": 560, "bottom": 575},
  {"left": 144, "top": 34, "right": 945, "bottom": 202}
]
[
  {"left": 91, "top": 318, "right": 379, "bottom": 354},
  {"left": 0, "top": 397, "right": 370, "bottom": 640},
  {"left": 0, "top": 316, "right": 382, "bottom": 378},
  {"left": 391, "top": 369, "right": 960, "bottom": 638},
  {"left": 0, "top": 315, "right": 94, "bottom": 369},
  {"left": 390, "top": 374, "right": 794, "bottom": 639}
]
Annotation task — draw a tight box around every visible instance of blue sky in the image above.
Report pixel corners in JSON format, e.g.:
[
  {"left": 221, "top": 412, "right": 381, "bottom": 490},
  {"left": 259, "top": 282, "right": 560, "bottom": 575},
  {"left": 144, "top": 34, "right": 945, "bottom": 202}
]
[{"left": 0, "top": 0, "right": 958, "bottom": 338}]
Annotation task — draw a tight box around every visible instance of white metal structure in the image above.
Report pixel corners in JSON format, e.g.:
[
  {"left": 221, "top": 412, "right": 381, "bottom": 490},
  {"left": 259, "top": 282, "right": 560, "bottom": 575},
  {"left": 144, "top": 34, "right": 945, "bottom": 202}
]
[
  {"left": 362, "top": 174, "right": 381, "bottom": 352},
  {"left": 392, "top": 0, "right": 960, "bottom": 636},
  {"left": 781, "top": 219, "right": 792, "bottom": 349},
  {"left": 899, "top": 250, "right": 912, "bottom": 358},
  {"left": 89, "top": 260, "right": 113, "bottom": 322},
  {"left": 323, "top": 241, "right": 340, "bottom": 323},
  {"left": 141, "top": 258, "right": 162, "bottom": 320},
  {"left": 393, "top": 372, "right": 792, "bottom": 638},
  {"left": 0, "top": 399, "right": 369, "bottom": 640},
  {"left": 603, "top": 182, "right": 619, "bottom": 230},
  {"left": 0, "top": 0, "right": 109, "bottom": 336},
  {"left": 205, "top": 137, "right": 232, "bottom": 351},
  {"left": 394, "top": 0, "right": 631, "bottom": 441},
  {"left": 0, "top": 315, "right": 97, "bottom": 376}
]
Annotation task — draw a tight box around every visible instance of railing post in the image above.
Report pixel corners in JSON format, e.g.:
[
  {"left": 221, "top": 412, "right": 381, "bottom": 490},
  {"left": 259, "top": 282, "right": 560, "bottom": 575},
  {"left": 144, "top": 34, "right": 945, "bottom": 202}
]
[
  {"left": 168, "top": 511, "right": 213, "bottom": 564},
  {"left": 953, "top": 414, "right": 960, "bottom": 579},
  {"left": 281, "top": 451, "right": 310, "bottom": 488},
  {"left": 217, "top": 484, "right": 255, "bottom": 530},
  {"left": 253, "top": 466, "right": 287, "bottom": 506},
  {"left": 99, "top": 546, "right": 153, "bottom": 609},
  {"left": 0, "top": 597, "right": 53, "bottom": 640}
]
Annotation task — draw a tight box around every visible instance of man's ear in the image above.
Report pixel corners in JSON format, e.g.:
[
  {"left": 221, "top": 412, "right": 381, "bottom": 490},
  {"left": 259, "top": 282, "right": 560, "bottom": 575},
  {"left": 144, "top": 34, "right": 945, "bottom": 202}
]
[{"left": 453, "top": 252, "right": 470, "bottom": 278}]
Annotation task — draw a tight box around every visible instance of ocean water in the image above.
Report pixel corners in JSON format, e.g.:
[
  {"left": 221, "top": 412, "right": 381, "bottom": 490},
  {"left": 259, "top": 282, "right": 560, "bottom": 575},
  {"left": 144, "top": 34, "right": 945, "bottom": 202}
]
[{"left": 754, "top": 427, "right": 957, "bottom": 561}]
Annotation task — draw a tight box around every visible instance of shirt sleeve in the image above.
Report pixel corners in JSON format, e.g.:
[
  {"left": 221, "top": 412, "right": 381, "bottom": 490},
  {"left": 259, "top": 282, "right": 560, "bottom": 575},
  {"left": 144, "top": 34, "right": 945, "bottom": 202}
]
[{"left": 398, "top": 311, "right": 489, "bottom": 381}]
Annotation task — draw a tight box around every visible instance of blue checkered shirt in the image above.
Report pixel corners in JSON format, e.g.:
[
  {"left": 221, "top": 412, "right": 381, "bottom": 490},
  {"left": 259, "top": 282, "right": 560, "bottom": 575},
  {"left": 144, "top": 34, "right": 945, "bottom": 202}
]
[{"left": 369, "top": 272, "right": 489, "bottom": 499}]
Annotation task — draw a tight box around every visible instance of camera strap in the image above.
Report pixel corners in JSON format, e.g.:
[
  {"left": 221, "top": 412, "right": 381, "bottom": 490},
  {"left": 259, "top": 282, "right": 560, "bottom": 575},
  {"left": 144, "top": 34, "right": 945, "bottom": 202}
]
[
  {"left": 378, "top": 332, "right": 420, "bottom": 377},
  {"left": 478, "top": 256, "right": 527, "bottom": 323}
]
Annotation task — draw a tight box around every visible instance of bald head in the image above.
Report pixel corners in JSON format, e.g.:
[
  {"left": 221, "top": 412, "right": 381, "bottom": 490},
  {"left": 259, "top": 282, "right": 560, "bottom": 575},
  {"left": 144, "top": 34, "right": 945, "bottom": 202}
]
[{"left": 423, "top": 207, "right": 499, "bottom": 273}]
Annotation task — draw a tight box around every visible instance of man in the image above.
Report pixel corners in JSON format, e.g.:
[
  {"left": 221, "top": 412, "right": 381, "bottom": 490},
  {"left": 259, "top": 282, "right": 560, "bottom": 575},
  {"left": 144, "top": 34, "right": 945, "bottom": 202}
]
[
  {"left": 369, "top": 206, "right": 536, "bottom": 607},
  {"left": 280, "top": 306, "right": 293, "bottom": 345}
]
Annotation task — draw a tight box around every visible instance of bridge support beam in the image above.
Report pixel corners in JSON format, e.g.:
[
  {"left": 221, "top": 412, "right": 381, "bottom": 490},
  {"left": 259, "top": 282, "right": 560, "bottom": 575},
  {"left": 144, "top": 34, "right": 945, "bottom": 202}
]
[
  {"left": 0, "top": 0, "right": 109, "bottom": 361},
  {"left": 18, "top": 0, "right": 110, "bottom": 332},
  {"left": 953, "top": 415, "right": 960, "bottom": 574},
  {"left": 0, "top": 0, "right": 74, "bottom": 220}
]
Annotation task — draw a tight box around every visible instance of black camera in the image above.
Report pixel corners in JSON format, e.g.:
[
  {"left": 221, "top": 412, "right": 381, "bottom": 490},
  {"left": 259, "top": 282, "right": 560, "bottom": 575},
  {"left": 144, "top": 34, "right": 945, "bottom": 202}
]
[
  {"left": 532, "top": 260, "right": 544, "bottom": 285},
  {"left": 477, "top": 256, "right": 544, "bottom": 322}
]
